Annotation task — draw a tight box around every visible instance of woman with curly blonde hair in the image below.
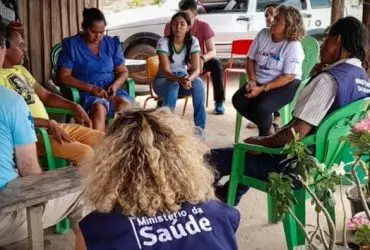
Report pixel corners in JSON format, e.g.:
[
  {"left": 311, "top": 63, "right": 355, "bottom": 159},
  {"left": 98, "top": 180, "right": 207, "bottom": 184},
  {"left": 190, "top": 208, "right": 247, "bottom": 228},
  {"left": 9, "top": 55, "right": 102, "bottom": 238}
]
[
  {"left": 78, "top": 108, "right": 240, "bottom": 250},
  {"left": 232, "top": 4, "right": 305, "bottom": 137}
]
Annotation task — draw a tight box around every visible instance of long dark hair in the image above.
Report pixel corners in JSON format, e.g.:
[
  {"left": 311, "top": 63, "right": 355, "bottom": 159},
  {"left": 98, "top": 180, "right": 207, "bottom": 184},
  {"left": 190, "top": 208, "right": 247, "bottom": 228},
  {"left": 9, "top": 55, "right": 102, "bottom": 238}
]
[{"left": 167, "top": 11, "right": 193, "bottom": 65}]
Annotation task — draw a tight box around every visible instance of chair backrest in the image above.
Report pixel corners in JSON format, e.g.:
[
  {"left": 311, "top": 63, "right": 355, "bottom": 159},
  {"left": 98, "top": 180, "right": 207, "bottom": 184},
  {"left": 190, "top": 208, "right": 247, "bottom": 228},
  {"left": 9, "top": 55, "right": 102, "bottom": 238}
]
[
  {"left": 228, "top": 39, "right": 253, "bottom": 68},
  {"left": 301, "top": 36, "right": 320, "bottom": 81},
  {"left": 231, "top": 39, "right": 253, "bottom": 56},
  {"left": 146, "top": 55, "right": 159, "bottom": 80},
  {"left": 312, "top": 97, "right": 370, "bottom": 166},
  {"left": 279, "top": 36, "right": 320, "bottom": 125},
  {"left": 51, "top": 43, "right": 62, "bottom": 72}
]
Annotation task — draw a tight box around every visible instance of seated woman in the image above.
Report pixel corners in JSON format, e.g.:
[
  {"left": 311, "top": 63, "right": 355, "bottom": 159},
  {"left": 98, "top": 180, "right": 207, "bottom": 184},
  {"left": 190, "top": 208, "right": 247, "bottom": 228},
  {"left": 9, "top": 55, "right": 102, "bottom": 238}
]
[
  {"left": 154, "top": 11, "right": 206, "bottom": 136},
  {"left": 78, "top": 108, "right": 240, "bottom": 250},
  {"left": 57, "top": 8, "right": 131, "bottom": 131},
  {"left": 232, "top": 4, "right": 305, "bottom": 136}
]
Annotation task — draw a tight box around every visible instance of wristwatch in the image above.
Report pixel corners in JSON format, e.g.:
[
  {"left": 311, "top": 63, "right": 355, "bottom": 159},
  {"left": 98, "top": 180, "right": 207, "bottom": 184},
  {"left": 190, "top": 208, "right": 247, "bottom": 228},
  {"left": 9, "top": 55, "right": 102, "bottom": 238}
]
[{"left": 263, "top": 85, "right": 270, "bottom": 92}]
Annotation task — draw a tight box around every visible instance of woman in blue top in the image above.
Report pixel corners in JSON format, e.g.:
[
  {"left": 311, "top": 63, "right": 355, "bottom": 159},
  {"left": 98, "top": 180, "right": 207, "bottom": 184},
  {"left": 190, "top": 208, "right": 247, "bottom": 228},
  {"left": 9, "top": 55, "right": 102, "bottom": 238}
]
[
  {"left": 78, "top": 108, "right": 240, "bottom": 250},
  {"left": 57, "top": 8, "right": 131, "bottom": 131}
]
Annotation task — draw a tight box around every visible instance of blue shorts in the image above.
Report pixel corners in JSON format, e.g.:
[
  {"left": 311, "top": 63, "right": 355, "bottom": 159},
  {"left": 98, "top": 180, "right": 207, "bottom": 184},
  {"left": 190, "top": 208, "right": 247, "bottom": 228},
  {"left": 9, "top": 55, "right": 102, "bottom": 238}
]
[{"left": 82, "top": 88, "right": 132, "bottom": 116}]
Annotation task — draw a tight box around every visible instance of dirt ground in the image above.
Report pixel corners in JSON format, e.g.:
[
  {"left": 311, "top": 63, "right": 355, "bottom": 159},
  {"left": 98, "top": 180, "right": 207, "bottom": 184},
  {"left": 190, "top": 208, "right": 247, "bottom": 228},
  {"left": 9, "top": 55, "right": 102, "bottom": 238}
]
[{"left": 2, "top": 73, "right": 353, "bottom": 250}]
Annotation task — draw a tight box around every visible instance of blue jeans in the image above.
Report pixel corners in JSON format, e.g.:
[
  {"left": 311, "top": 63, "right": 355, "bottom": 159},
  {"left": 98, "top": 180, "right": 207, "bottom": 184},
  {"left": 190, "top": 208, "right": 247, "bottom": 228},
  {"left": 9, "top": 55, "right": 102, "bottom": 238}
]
[{"left": 153, "top": 76, "right": 206, "bottom": 129}]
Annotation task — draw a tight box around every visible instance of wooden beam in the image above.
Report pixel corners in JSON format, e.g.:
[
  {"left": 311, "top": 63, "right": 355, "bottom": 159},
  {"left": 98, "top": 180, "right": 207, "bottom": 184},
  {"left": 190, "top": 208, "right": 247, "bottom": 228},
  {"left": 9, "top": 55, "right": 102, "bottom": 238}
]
[
  {"left": 61, "top": 0, "right": 70, "bottom": 39},
  {"left": 68, "top": 0, "right": 78, "bottom": 35},
  {"left": 0, "top": 167, "right": 81, "bottom": 212},
  {"left": 364, "top": 0, "right": 370, "bottom": 74},
  {"left": 363, "top": 0, "right": 370, "bottom": 34},
  {"left": 331, "top": 0, "right": 344, "bottom": 24},
  {"left": 27, "top": 205, "right": 44, "bottom": 250},
  {"left": 77, "top": 0, "right": 84, "bottom": 29},
  {"left": 28, "top": 0, "right": 43, "bottom": 82},
  {"left": 51, "top": 0, "right": 62, "bottom": 46},
  {"left": 42, "top": 0, "right": 51, "bottom": 83}
]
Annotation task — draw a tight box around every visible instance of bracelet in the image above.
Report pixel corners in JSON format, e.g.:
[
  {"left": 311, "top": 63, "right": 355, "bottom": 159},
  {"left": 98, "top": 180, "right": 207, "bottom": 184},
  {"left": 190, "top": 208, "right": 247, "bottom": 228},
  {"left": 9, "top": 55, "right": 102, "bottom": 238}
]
[
  {"left": 200, "top": 55, "right": 205, "bottom": 62},
  {"left": 263, "top": 85, "right": 270, "bottom": 92}
]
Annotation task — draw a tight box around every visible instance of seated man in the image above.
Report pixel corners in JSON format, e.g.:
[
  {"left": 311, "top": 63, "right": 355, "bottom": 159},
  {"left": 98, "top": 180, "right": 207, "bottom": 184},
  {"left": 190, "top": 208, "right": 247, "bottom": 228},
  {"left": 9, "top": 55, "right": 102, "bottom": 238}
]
[
  {"left": 0, "top": 29, "right": 103, "bottom": 165},
  {"left": 164, "top": 0, "right": 226, "bottom": 114},
  {"left": 0, "top": 86, "right": 88, "bottom": 248},
  {"left": 209, "top": 16, "right": 370, "bottom": 204}
]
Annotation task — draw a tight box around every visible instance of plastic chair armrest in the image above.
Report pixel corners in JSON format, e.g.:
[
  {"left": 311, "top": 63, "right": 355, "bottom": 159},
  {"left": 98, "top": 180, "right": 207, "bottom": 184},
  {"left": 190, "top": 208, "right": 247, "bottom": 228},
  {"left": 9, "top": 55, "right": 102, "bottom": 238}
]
[
  {"left": 70, "top": 87, "right": 80, "bottom": 104},
  {"left": 235, "top": 143, "right": 285, "bottom": 155},
  {"left": 60, "top": 85, "right": 81, "bottom": 104},
  {"left": 35, "top": 127, "right": 56, "bottom": 170},
  {"left": 236, "top": 135, "right": 315, "bottom": 155},
  {"left": 45, "top": 107, "right": 74, "bottom": 116},
  {"left": 125, "top": 78, "right": 136, "bottom": 99}
]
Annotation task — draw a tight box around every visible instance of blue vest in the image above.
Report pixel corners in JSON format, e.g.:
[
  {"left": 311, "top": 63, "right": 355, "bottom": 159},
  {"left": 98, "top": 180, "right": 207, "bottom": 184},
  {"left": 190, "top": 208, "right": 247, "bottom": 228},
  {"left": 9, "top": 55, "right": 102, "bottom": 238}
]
[
  {"left": 324, "top": 63, "right": 370, "bottom": 114},
  {"left": 80, "top": 200, "right": 240, "bottom": 250}
]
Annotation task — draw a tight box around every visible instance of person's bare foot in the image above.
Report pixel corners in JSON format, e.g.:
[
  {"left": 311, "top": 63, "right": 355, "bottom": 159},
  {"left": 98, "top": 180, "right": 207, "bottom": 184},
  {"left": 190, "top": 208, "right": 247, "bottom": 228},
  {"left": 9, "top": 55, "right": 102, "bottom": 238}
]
[{"left": 246, "top": 122, "right": 257, "bottom": 129}]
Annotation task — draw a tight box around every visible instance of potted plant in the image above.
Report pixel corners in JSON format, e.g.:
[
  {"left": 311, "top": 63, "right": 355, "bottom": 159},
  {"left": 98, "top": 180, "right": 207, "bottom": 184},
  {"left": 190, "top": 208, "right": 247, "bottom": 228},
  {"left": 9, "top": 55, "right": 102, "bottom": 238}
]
[
  {"left": 269, "top": 116, "right": 370, "bottom": 249},
  {"left": 347, "top": 213, "right": 370, "bottom": 250},
  {"left": 267, "top": 130, "right": 347, "bottom": 250},
  {"left": 343, "top": 117, "right": 370, "bottom": 217}
]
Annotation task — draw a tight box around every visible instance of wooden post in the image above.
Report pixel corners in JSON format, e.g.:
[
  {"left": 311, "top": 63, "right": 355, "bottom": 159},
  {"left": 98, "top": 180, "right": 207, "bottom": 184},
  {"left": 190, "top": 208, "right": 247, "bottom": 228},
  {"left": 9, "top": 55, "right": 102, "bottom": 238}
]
[
  {"left": 331, "top": 0, "right": 344, "bottom": 24},
  {"left": 27, "top": 205, "right": 44, "bottom": 250},
  {"left": 364, "top": 0, "right": 370, "bottom": 73}
]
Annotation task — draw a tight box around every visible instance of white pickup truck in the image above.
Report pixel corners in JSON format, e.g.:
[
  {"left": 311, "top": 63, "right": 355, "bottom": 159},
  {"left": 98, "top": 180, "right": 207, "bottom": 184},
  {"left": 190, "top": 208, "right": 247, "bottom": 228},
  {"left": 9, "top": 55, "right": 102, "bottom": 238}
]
[{"left": 105, "top": 0, "right": 340, "bottom": 84}]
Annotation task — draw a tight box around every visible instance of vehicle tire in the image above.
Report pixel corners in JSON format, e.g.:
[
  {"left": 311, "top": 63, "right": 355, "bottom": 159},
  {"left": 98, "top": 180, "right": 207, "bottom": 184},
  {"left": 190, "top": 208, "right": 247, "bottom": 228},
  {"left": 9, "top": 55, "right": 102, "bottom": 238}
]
[{"left": 125, "top": 43, "right": 156, "bottom": 85}]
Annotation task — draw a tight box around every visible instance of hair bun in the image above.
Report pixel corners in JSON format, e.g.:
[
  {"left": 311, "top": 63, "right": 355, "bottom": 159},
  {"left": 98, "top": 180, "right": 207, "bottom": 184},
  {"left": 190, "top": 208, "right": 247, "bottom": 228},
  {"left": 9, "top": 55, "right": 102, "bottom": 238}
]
[{"left": 82, "top": 8, "right": 89, "bottom": 17}]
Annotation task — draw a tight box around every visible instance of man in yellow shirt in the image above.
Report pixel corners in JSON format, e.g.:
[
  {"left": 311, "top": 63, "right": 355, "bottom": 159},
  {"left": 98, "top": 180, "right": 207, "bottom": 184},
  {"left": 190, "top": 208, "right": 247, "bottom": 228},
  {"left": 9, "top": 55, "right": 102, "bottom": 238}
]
[{"left": 1, "top": 30, "right": 103, "bottom": 165}]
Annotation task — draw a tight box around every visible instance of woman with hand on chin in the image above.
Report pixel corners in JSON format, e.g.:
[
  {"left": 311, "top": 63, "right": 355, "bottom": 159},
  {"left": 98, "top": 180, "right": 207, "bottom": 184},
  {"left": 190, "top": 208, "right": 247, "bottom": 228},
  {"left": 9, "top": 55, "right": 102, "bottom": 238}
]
[
  {"left": 154, "top": 11, "right": 206, "bottom": 137},
  {"left": 232, "top": 4, "right": 305, "bottom": 137}
]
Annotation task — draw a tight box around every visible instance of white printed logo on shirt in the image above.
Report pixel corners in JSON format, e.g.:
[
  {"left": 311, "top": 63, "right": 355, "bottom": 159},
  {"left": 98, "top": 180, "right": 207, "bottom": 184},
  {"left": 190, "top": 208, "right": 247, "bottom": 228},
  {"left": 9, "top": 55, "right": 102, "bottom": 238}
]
[{"left": 129, "top": 206, "right": 213, "bottom": 249}]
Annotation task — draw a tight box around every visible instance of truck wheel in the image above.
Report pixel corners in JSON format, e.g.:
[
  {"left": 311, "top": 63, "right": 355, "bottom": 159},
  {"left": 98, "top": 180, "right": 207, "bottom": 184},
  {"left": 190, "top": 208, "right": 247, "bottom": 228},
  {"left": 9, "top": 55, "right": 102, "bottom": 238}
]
[{"left": 125, "top": 43, "right": 156, "bottom": 85}]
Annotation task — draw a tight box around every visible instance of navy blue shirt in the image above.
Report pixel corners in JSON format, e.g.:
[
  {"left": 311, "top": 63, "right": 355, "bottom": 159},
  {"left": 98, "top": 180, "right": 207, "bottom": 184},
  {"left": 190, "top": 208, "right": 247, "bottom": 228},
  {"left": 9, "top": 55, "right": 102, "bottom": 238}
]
[{"left": 80, "top": 200, "right": 240, "bottom": 250}]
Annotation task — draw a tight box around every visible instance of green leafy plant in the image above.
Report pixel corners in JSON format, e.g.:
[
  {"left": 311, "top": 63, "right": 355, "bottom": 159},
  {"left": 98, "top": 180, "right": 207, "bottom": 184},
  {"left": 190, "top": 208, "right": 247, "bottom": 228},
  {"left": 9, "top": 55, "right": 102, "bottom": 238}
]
[
  {"left": 348, "top": 214, "right": 370, "bottom": 247},
  {"left": 342, "top": 117, "right": 370, "bottom": 222},
  {"left": 355, "top": 225, "right": 370, "bottom": 246},
  {"left": 268, "top": 116, "right": 370, "bottom": 249},
  {"left": 129, "top": 0, "right": 143, "bottom": 8},
  {"left": 152, "top": 0, "right": 163, "bottom": 4},
  {"left": 267, "top": 130, "right": 343, "bottom": 250}
]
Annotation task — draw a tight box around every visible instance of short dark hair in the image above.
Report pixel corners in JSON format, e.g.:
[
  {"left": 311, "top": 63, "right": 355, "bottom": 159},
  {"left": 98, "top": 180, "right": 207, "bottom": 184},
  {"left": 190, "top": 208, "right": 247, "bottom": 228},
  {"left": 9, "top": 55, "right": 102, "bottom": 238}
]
[
  {"left": 178, "top": 0, "right": 197, "bottom": 11},
  {"left": 81, "top": 8, "right": 106, "bottom": 29},
  {"left": 329, "top": 16, "right": 369, "bottom": 62},
  {"left": 0, "top": 16, "right": 6, "bottom": 48}
]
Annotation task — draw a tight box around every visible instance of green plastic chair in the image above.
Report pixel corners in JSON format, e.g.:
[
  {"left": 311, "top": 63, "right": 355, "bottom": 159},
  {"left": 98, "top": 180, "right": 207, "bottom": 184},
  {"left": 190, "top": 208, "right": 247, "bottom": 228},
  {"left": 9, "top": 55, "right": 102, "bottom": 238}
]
[
  {"left": 51, "top": 43, "right": 136, "bottom": 108},
  {"left": 35, "top": 108, "right": 73, "bottom": 234},
  {"left": 227, "top": 97, "right": 370, "bottom": 250},
  {"left": 234, "top": 36, "right": 320, "bottom": 143},
  {"left": 36, "top": 107, "right": 75, "bottom": 170},
  {"left": 279, "top": 36, "right": 320, "bottom": 125}
]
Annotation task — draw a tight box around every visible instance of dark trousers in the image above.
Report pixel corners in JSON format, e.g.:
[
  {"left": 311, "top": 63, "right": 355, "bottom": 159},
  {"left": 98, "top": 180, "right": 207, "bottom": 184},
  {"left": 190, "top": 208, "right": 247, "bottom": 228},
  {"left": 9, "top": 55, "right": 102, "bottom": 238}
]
[
  {"left": 204, "top": 58, "right": 225, "bottom": 102},
  {"left": 232, "top": 80, "right": 300, "bottom": 136},
  {"left": 207, "top": 147, "right": 300, "bottom": 204}
]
